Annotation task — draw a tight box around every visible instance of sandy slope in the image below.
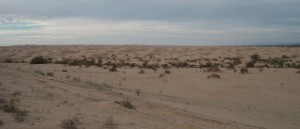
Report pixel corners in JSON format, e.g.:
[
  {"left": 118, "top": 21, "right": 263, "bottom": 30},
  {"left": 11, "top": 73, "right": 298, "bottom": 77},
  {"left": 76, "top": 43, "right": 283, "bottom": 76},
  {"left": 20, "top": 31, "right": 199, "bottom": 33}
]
[{"left": 0, "top": 45, "right": 300, "bottom": 129}]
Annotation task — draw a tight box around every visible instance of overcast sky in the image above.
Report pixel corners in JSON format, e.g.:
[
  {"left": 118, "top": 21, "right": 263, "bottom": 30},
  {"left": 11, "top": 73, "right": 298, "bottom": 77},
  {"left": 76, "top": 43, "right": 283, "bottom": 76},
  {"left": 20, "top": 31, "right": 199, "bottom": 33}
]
[{"left": 0, "top": 0, "right": 299, "bottom": 46}]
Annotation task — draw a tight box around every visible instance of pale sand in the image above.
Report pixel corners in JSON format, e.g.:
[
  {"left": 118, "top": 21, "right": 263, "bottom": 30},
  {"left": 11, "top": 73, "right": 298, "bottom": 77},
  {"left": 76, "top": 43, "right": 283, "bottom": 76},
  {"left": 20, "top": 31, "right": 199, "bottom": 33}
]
[{"left": 0, "top": 45, "right": 299, "bottom": 129}]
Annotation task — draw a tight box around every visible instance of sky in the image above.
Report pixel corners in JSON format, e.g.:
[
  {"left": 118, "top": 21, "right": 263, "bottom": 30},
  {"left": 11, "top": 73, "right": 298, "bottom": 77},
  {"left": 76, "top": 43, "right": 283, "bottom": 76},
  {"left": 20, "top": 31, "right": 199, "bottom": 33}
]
[{"left": 0, "top": 0, "right": 300, "bottom": 46}]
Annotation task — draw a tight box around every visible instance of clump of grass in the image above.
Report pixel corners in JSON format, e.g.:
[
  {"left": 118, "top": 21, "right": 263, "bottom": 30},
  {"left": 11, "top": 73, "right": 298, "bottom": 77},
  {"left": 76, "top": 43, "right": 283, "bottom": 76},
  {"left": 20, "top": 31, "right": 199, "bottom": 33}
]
[
  {"left": 62, "top": 69, "right": 68, "bottom": 72},
  {"left": 135, "top": 89, "right": 141, "bottom": 96},
  {"left": 46, "top": 72, "right": 54, "bottom": 76},
  {"left": 296, "top": 70, "right": 300, "bottom": 74},
  {"left": 240, "top": 68, "right": 249, "bottom": 74},
  {"left": 207, "top": 73, "right": 221, "bottom": 79},
  {"left": 102, "top": 116, "right": 118, "bottom": 129},
  {"left": 114, "top": 100, "right": 135, "bottom": 109},
  {"left": 61, "top": 116, "right": 81, "bottom": 129}
]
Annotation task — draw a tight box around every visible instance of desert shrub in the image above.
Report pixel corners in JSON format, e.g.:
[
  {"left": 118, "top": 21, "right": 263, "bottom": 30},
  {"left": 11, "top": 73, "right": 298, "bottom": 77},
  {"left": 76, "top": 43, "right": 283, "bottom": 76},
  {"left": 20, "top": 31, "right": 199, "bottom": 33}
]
[
  {"left": 109, "top": 66, "right": 117, "bottom": 72},
  {"left": 62, "top": 69, "right": 68, "bottom": 72},
  {"left": 61, "top": 116, "right": 81, "bottom": 129},
  {"left": 259, "top": 67, "right": 264, "bottom": 72},
  {"left": 246, "top": 61, "right": 256, "bottom": 68},
  {"left": 164, "top": 69, "right": 171, "bottom": 74},
  {"left": 281, "top": 55, "right": 289, "bottom": 59},
  {"left": 0, "top": 82, "right": 2, "bottom": 86},
  {"left": 73, "top": 77, "right": 81, "bottom": 82},
  {"left": 250, "top": 53, "right": 260, "bottom": 61},
  {"left": 13, "top": 110, "right": 27, "bottom": 123},
  {"left": 240, "top": 68, "right": 249, "bottom": 74},
  {"left": 135, "top": 89, "right": 141, "bottom": 96},
  {"left": 4, "top": 58, "right": 13, "bottom": 63},
  {"left": 207, "top": 73, "right": 221, "bottom": 79},
  {"left": 138, "top": 69, "right": 145, "bottom": 74},
  {"left": 34, "top": 70, "right": 45, "bottom": 75},
  {"left": 207, "top": 66, "right": 221, "bottom": 72},
  {"left": 114, "top": 100, "right": 135, "bottom": 109},
  {"left": 30, "top": 56, "right": 48, "bottom": 64},
  {"left": 102, "top": 116, "right": 118, "bottom": 129},
  {"left": 95, "top": 82, "right": 112, "bottom": 91},
  {"left": 0, "top": 119, "right": 3, "bottom": 126},
  {"left": 159, "top": 74, "right": 165, "bottom": 78},
  {"left": 2, "top": 97, "right": 17, "bottom": 113},
  {"left": 297, "top": 71, "right": 300, "bottom": 74},
  {"left": 46, "top": 72, "right": 54, "bottom": 76}
]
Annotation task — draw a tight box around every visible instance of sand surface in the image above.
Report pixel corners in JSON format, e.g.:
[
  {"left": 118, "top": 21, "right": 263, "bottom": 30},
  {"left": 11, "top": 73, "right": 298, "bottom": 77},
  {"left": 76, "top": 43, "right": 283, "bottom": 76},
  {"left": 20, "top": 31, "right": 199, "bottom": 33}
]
[{"left": 0, "top": 45, "right": 300, "bottom": 129}]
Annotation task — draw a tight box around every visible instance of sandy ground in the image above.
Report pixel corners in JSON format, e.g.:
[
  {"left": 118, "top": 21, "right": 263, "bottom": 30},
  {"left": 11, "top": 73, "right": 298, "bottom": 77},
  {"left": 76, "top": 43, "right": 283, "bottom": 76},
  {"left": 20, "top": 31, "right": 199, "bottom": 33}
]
[{"left": 0, "top": 45, "right": 300, "bottom": 129}]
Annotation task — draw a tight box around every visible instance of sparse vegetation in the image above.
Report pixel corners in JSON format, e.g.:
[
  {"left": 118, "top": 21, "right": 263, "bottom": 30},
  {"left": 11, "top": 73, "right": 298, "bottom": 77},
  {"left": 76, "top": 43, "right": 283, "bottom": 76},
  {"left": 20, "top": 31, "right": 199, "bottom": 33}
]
[
  {"left": 138, "top": 69, "right": 145, "bottom": 74},
  {"left": 0, "top": 119, "right": 3, "bottom": 126},
  {"left": 34, "top": 70, "right": 45, "bottom": 75},
  {"left": 240, "top": 68, "right": 249, "bottom": 74},
  {"left": 250, "top": 53, "right": 260, "bottom": 61},
  {"left": 164, "top": 69, "right": 171, "bottom": 74},
  {"left": 114, "top": 100, "right": 135, "bottom": 109},
  {"left": 61, "top": 116, "right": 81, "bottom": 129},
  {"left": 159, "top": 73, "right": 165, "bottom": 78},
  {"left": 207, "top": 73, "right": 221, "bottom": 79},
  {"left": 13, "top": 110, "right": 27, "bottom": 123},
  {"left": 4, "top": 58, "right": 13, "bottom": 63},
  {"left": 30, "top": 56, "right": 48, "bottom": 64},
  {"left": 62, "top": 69, "right": 68, "bottom": 72},
  {"left": 102, "top": 116, "right": 118, "bottom": 129},
  {"left": 246, "top": 60, "right": 256, "bottom": 68},
  {"left": 135, "top": 89, "right": 141, "bottom": 96},
  {"left": 47, "top": 72, "right": 54, "bottom": 76}
]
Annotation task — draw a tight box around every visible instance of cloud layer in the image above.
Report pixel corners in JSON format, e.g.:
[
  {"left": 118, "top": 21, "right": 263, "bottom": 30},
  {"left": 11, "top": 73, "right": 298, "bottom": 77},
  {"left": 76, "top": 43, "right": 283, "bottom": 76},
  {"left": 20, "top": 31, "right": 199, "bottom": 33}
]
[{"left": 0, "top": 0, "right": 300, "bottom": 45}]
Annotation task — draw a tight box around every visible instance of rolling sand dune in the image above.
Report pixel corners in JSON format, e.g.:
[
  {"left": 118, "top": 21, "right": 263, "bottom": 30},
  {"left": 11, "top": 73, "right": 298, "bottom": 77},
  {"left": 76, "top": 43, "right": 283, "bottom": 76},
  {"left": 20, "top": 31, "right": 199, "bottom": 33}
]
[{"left": 0, "top": 45, "right": 300, "bottom": 129}]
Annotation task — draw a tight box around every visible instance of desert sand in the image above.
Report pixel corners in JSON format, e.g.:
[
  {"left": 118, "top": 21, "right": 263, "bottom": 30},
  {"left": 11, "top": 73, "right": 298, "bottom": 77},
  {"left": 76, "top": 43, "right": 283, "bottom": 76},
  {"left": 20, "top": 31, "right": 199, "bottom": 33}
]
[{"left": 0, "top": 45, "right": 300, "bottom": 129}]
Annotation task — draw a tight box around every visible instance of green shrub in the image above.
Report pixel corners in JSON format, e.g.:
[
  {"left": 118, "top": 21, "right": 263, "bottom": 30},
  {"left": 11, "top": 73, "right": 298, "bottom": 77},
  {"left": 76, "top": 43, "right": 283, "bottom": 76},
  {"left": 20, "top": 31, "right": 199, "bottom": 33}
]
[{"left": 30, "top": 56, "right": 47, "bottom": 64}]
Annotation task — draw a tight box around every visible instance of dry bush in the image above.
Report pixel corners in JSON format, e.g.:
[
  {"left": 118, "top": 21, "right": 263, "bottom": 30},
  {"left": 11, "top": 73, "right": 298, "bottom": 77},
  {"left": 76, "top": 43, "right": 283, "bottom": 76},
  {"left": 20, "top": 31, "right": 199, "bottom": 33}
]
[
  {"left": 135, "top": 89, "right": 141, "bottom": 96},
  {"left": 62, "top": 69, "right": 68, "bottom": 72},
  {"left": 240, "top": 68, "right": 249, "bottom": 74},
  {"left": 2, "top": 97, "right": 17, "bottom": 113},
  {"left": 73, "top": 77, "right": 81, "bottom": 82},
  {"left": 297, "top": 71, "right": 300, "bottom": 74},
  {"left": 61, "top": 116, "right": 81, "bottom": 129},
  {"left": 30, "top": 56, "right": 48, "bottom": 64},
  {"left": 102, "top": 116, "right": 118, "bottom": 129},
  {"left": 114, "top": 100, "right": 135, "bottom": 109},
  {"left": 207, "top": 66, "right": 221, "bottom": 72},
  {"left": 207, "top": 73, "right": 221, "bottom": 79},
  {"left": 109, "top": 66, "right": 117, "bottom": 72},
  {"left": 47, "top": 72, "right": 54, "bottom": 76},
  {"left": 0, "top": 119, "right": 3, "bottom": 126},
  {"left": 13, "top": 110, "right": 27, "bottom": 123},
  {"left": 138, "top": 69, "right": 145, "bottom": 74},
  {"left": 164, "top": 69, "right": 171, "bottom": 74},
  {"left": 34, "top": 70, "right": 45, "bottom": 75},
  {"left": 159, "top": 73, "right": 165, "bottom": 78}
]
